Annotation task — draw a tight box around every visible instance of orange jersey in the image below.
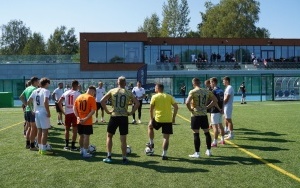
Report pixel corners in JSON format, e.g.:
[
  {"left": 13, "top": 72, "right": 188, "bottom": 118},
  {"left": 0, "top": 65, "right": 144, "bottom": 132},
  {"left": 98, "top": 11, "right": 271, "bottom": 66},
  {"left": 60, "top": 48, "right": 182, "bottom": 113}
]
[{"left": 74, "top": 93, "right": 97, "bottom": 125}]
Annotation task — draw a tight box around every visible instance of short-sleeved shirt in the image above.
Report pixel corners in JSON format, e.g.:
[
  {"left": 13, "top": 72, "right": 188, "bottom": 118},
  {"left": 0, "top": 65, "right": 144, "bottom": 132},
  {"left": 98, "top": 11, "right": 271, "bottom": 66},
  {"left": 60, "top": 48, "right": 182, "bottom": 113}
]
[
  {"left": 188, "top": 87, "right": 214, "bottom": 116},
  {"left": 53, "top": 88, "right": 64, "bottom": 101},
  {"left": 224, "top": 85, "right": 234, "bottom": 108},
  {"left": 106, "top": 88, "right": 135, "bottom": 117},
  {"left": 60, "top": 89, "right": 81, "bottom": 114},
  {"left": 29, "top": 88, "right": 50, "bottom": 112},
  {"left": 21, "top": 86, "right": 37, "bottom": 111},
  {"left": 150, "top": 93, "right": 176, "bottom": 123},
  {"left": 74, "top": 93, "right": 97, "bottom": 125},
  {"left": 96, "top": 87, "right": 106, "bottom": 102},
  {"left": 132, "top": 87, "right": 145, "bottom": 100},
  {"left": 211, "top": 87, "right": 224, "bottom": 113},
  {"left": 240, "top": 84, "right": 246, "bottom": 93}
]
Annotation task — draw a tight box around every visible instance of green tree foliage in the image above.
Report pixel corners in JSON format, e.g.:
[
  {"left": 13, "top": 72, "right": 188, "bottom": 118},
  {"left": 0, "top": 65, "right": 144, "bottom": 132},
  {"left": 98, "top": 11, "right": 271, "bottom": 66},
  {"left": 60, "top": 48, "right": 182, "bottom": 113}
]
[
  {"left": 22, "top": 32, "right": 46, "bottom": 55},
  {"left": 199, "top": 0, "right": 270, "bottom": 38},
  {"left": 161, "top": 0, "right": 191, "bottom": 37},
  {"left": 47, "top": 26, "right": 78, "bottom": 55},
  {"left": 137, "top": 13, "right": 161, "bottom": 37},
  {"left": 0, "top": 20, "right": 31, "bottom": 55}
]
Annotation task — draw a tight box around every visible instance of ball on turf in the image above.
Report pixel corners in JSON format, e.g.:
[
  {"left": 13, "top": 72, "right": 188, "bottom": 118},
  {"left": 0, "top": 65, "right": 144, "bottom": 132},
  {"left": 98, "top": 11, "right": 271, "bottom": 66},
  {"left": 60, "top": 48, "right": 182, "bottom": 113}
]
[
  {"left": 144, "top": 146, "right": 154, "bottom": 156},
  {"left": 126, "top": 145, "right": 132, "bottom": 154},
  {"left": 88, "top": 144, "right": 97, "bottom": 153}
]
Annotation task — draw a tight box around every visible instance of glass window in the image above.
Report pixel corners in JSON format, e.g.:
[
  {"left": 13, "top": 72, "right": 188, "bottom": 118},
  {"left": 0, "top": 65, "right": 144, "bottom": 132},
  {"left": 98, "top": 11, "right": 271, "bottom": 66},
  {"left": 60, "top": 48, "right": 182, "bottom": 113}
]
[
  {"left": 275, "top": 46, "right": 281, "bottom": 60},
  {"left": 295, "top": 46, "right": 300, "bottom": 61},
  {"left": 144, "top": 45, "right": 151, "bottom": 64},
  {"left": 253, "top": 46, "right": 261, "bottom": 60},
  {"left": 203, "top": 46, "right": 211, "bottom": 62},
  {"left": 281, "top": 46, "right": 288, "bottom": 59},
  {"left": 124, "top": 42, "right": 143, "bottom": 63},
  {"left": 88, "top": 42, "right": 106, "bottom": 63},
  {"left": 181, "top": 46, "right": 189, "bottom": 62},
  {"left": 173, "top": 46, "right": 181, "bottom": 64},
  {"left": 151, "top": 45, "right": 159, "bottom": 63},
  {"left": 189, "top": 45, "right": 197, "bottom": 63},
  {"left": 107, "top": 42, "right": 124, "bottom": 63},
  {"left": 218, "top": 46, "right": 225, "bottom": 62},
  {"left": 261, "top": 46, "right": 274, "bottom": 50},
  {"left": 288, "top": 46, "right": 295, "bottom": 60}
]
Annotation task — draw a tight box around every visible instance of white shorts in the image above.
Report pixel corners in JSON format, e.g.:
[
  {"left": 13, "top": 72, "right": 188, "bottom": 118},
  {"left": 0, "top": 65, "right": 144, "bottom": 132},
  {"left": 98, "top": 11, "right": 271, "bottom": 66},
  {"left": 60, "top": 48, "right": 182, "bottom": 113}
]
[
  {"left": 224, "top": 106, "right": 233, "bottom": 119},
  {"left": 210, "top": 113, "right": 223, "bottom": 125},
  {"left": 35, "top": 110, "right": 51, "bottom": 129}
]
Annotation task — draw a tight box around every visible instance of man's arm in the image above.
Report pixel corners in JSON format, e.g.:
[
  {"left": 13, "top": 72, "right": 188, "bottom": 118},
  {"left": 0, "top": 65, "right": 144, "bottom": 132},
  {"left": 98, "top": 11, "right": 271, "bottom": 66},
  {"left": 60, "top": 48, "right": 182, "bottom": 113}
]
[
  {"left": 207, "top": 94, "right": 218, "bottom": 109},
  {"left": 57, "top": 96, "right": 65, "bottom": 115},
  {"left": 149, "top": 104, "right": 154, "bottom": 120},
  {"left": 51, "top": 91, "right": 56, "bottom": 101},
  {"left": 172, "top": 103, "right": 178, "bottom": 124},
  {"left": 44, "top": 96, "right": 51, "bottom": 118},
  {"left": 223, "top": 94, "right": 231, "bottom": 105},
  {"left": 129, "top": 97, "right": 140, "bottom": 115},
  {"left": 185, "top": 95, "right": 193, "bottom": 112},
  {"left": 20, "top": 92, "right": 27, "bottom": 106},
  {"left": 100, "top": 93, "right": 112, "bottom": 114}
]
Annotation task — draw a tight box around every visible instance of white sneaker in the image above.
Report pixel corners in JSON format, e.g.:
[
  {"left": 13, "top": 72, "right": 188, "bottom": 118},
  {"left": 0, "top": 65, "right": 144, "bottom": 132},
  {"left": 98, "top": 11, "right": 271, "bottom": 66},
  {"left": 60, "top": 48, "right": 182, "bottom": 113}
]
[
  {"left": 138, "top": 120, "right": 141, "bottom": 124},
  {"left": 205, "top": 149, "right": 212, "bottom": 157},
  {"left": 188, "top": 152, "right": 200, "bottom": 158},
  {"left": 132, "top": 120, "right": 136, "bottom": 124},
  {"left": 83, "top": 153, "right": 92, "bottom": 158},
  {"left": 225, "top": 134, "right": 234, "bottom": 140}
]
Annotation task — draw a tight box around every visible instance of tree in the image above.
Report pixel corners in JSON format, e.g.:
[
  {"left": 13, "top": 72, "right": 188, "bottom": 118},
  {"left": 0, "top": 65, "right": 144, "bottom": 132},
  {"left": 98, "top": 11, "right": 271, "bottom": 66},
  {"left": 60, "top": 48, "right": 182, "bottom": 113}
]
[
  {"left": 22, "top": 32, "right": 46, "bottom": 55},
  {"left": 160, "top": 0, "right": 191, "bottom": 37},
  {"left": 199, "top": 0, "right": 270, "bottom": 38},
  {"left": 0, "top": 19, "right": 31, "bottom": 55},
  {"left": 137, "top": 13, "right": 161, "bottom": 37},
  {"left": 47, "top": 26, "right": 78, "bottom": 55}
]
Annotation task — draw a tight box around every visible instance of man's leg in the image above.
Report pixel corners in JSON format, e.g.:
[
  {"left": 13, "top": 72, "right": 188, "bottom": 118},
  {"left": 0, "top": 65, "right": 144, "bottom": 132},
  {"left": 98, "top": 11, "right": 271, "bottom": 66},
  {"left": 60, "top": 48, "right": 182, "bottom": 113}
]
[
  {"left": 82, "top": 134, "right": 91, "bottom": 157},
  {"left": 106, "top": 133, "right": 113, "bottom": 157},
  {"left": 147, "top": 121, "right": 154, "bottom": 148},
  {"left": 95, "top": 109, "right": 99, "bottom": 123},
  {"left": 120, "top": 135, "right": 127, "bottom": 158},
  {"left": 29, "top": 122, "right": 37, "bottom": 150},
  {"left": 162, "top": 133, "right": 170, "bottom": 159},
  {"left": 101, "top": 109, "right": 105, "bottom": 122},
  {"left": 71, "top": 126, "right": 78, "bottom": 149},
  {"left": 225, "top": 118, "right": 234, "bottom": 139},
  {"left": 211, "top": 125, "right": 218, "bottom": 146},
  {"left": 138, "top": 100, "right": 142, "bottom": 122},
  {"left": 64, "top": 126, "right": 70, "bottom": 149}
]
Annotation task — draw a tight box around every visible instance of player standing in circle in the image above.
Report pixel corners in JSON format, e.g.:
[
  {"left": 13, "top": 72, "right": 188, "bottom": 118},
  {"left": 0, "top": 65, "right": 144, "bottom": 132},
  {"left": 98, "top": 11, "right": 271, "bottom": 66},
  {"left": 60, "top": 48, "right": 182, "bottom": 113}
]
[
  {"left": 58, "top": 80, "right": 81, "bottom": 151},
  {"left": 28, "top": 77, "right": 53, "bottom": 155},
  {"left": 101, "top": 76, "right": 139, "bottom": 164},
  {"left": 131, "top": 81, "right": 146, "bottom": 124},
  {"left": 185, "top": 78, "right": 217, "bottom": 158},
  {"left": 223, "top": 76, "right": 235, "bottom": 140},
  {"left": 52, "top": 83, "right": 64, "bottom": 125},
  {"left": 147, "top": 83, "right": 178, "bottom": 160},
  {"left": 95, "top": 82, "right": 106, "bottom": 124},
  {"left": 238, "top": 82, "right": 247, "bottom": 104},
  {"left": 209, "top": 77, "right": 226, "bottom": 146},
  {"left": 19, "top": 76, "right": 39, "bottom": 150},
  {"left": 73, "top": 86, "right": 97, "bottom": 158}
]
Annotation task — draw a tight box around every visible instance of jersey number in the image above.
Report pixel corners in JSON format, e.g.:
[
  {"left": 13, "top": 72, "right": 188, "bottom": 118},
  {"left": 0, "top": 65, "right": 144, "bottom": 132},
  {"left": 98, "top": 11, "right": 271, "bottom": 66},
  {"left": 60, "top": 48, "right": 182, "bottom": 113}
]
[
  {"left": 67, "top": 95, "right": 74, "bottom": 105},
  {"left": 198, "top": 94, "right": 207, "bottom": 106},
  {"left": 114, "top": 95, "right": 126, "bottom": 108},
  {"left": 79, "top": 100, "right": 87, "bottom": 111},
  {"left": 36, "top": 96, "right": 40, "bottom": 106}
]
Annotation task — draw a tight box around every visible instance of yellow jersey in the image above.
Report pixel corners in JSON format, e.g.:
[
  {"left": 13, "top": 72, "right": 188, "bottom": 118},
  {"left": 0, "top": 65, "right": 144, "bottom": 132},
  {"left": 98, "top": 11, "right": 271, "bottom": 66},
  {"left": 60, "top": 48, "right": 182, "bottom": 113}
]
[
  {"left": 150, "top": 93, "right": 176, "bottom": 122},
  {"left": 188, "top": 88, "right": 214, "bottom": 116},
  {"left": 107, "top": 88, "right": 135, "bottom": 116}
]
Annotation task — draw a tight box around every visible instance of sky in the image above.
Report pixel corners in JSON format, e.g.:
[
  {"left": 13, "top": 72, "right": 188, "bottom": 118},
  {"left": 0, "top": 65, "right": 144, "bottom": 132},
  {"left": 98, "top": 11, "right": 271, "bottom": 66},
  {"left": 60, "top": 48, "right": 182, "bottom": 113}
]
[{"left": 0, "top": 0, "right": 299, "bottom": 40}]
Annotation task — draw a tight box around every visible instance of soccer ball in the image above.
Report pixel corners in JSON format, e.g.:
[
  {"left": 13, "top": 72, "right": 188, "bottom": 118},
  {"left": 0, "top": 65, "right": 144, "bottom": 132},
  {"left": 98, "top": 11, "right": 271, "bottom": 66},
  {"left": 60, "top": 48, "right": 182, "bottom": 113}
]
[
  {"left": 144, "top": 146, "right": 154, "bottom": 156},
  {"left": 45, "top": 144, "right": 52, "bottom": 151},
  {"left": 88, "top": 144, "right": 97, "bottom": 153},
  {"left": 126, "top": 145, "right": 132, "bottom": 154}
]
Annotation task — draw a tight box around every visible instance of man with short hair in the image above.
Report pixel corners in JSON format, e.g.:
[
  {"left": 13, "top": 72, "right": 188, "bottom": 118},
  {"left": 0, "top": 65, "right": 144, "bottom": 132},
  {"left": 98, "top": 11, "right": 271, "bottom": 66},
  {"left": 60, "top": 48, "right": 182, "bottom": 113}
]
[
  {"left": 73, "top": 86, "right": 97, "bottom": 158},
  {"left": 52, "top": 82, "right": 64, "bottom": 125},
  {"left": 20, "top": 76, "right": 39, "bottom": 150},
  {"left": 210, "top": 77, "right": 226, "bottom": 146},
  {"left": 28, "top": 77, "right": 53, "bottom": 155},
  {"left": 147, "top": 83, "right": 178, "bottom": 160},
  {"left": 223, "top": 76, "right": 235, "bottom": 140},
  {"left": 132, "top": 81, "right": 146, "bottom": 124},
  {"left": 238, "top": 82, "right": 247, "bottom": 104},
  {"left": 185, "top": 78, "right": 217, "bottom": 158},
  {"left": 101, "top": 76, "right": 139, "bottom": 164},
  {"left": 58, "top": 80, "right": 81, "bottom": 151},
  {"left": 95, "top": 82, "right": 106, "bottom": 123}
]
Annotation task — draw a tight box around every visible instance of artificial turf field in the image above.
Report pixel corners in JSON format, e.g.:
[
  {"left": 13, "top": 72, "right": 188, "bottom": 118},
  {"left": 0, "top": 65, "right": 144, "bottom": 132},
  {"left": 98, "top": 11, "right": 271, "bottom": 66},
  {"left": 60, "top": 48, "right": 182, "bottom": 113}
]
[{"left": 0, "top": 101, "right": 299, "bottom": 188}]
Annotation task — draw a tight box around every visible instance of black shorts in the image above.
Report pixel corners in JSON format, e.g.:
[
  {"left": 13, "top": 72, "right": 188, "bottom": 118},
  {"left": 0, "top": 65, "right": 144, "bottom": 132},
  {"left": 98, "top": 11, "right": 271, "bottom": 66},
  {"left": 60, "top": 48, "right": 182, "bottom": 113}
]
[
  {"left": 25, "top": 111, "right": 35, "bottom": 123},
  {"left": 107, "top": 116, "right": 128, "bottom": 135},
  {"left": 191, "top": 116, "right": 209, "bottom": 130},
  {"left": 77, "top": 124, "right": 93, "bottom": 135},
  {"left": 151, "top": 119, "right": 173, "bottom": 134},
  {"left": 96, "top": 102, "right": 103, "bottom": 110},
  {"left": 55, "top": 102, "right": 62, "bottom": 113}
]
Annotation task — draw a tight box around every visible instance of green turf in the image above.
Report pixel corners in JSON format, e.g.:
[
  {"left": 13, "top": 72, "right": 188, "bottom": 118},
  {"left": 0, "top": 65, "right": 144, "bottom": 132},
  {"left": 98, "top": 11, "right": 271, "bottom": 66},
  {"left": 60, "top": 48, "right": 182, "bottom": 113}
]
[{"left": 0, "top": 101, "right": 299, "bottom": 188}]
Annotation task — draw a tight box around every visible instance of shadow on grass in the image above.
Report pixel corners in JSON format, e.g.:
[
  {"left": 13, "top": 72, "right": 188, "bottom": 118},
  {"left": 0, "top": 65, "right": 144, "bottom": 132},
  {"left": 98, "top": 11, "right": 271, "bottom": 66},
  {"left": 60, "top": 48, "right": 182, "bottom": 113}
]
[
  {"left": 236, "top": 144, "right": 289, "bottom": 151},
  {"left": 238, "top": 137, "right": 295, "bottom": 143},
  {"left": 234, "top": 128, "right": 286, "bottom": 137}
]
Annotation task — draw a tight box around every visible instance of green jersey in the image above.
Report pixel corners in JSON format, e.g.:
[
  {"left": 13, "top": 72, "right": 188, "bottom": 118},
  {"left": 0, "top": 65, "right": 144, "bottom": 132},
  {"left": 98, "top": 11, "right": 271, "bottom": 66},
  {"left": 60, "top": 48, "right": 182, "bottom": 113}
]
[{"left": 21, "top": 86, "right": 37, "bottom": 111}]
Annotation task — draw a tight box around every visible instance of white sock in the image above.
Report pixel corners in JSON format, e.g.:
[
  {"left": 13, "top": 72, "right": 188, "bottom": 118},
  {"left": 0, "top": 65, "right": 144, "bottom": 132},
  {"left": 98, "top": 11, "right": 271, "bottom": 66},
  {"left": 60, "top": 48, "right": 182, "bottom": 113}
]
[
  {"left": 149, "top": 139, "right": 154, "bottom": 145},
  {"left": 83, "top": 148, "right": 88, "bottom": 155},
  {"left": 38, "top": 144, "right": 41, "bottom": 149},
  {"left": 213, "top": 139, "right": 217, "bottom": 143},
  {"left": 107, "top": 152, "right": 111, "bottom": 157},
  {"left": 41, "top": 145, "right": 46, "bottom": 151},
  {"left": 221, "top": 136, "right": 224, "bottom": 141},
  {"left": 162, "top": 150, "right": 167, "bottom": 156}
]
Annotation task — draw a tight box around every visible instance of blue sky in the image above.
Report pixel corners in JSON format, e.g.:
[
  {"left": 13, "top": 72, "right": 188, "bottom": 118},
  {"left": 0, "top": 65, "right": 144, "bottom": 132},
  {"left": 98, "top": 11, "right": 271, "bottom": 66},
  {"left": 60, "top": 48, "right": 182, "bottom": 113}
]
[{"left": 1, "top": 0, "right": 299, "bottom": 39}]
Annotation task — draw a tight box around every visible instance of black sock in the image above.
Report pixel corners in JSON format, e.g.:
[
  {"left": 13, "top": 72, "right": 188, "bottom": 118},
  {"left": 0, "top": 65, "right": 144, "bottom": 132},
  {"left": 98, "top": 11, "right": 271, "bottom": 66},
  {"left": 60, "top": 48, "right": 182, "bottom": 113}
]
[
  {"left": 26, "top": 140, "right": 30, "bottom": 145},
  {"left": 193, "top": 133, "right": 200, "bottom": 152},
  {"left": 71, "top": 141, "right": 75, "bottom": 147},
  {"left": 65, "top": 139, "right": 69, "bottom": 147},
  {"left": 30, "top": 142, "right": 35, "bottom": 148},
  {"left": 204, "top": 132, "right": 212, "bottom": 150}
]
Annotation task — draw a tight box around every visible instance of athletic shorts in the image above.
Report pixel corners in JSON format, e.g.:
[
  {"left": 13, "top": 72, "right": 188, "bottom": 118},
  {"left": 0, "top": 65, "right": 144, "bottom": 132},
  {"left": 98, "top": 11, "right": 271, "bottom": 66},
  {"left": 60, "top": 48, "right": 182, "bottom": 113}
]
[
  {"left": 210, "top": 113, "right": 223, "bottom": 125},
  {"left": 35, "top": 110, "right": 51, "bottom": 129},
  {"left": 55, "top": 102, "right": 62, "bottom": 113},
  {"left": 65, "top": 113, "right": 77, "bottom": 127},
  {"left": 107, "top": 116, "right": 128, "bottom": 135},
  {"left": 191, "top": 116, "right": 209, "bottom": 130},
  {"left": 224, "top": 106, "right": 233, "bottom": 119},
  {"left": 96, "top": 102, "right": 103, "bottom": 110},
  {"left": 151, "top": 119, "right": 173, "bottom": 134},
  {"left": 242, "top": 92, "right": 246, "bottom": 98},
  {"left": 77, "top": 124, "right": 93, "bottom": 135},
  {"left": 25, "top": 111, "right": 35, "bottom": 123}
]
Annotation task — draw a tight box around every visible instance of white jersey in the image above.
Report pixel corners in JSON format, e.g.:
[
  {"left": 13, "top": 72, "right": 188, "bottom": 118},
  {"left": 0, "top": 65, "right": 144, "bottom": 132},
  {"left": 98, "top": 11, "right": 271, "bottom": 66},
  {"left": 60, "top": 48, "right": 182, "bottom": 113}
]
[
  {"left": 53, "top": 87, "right": 64, "bottom": 101},
  {"left": 60, "top": 89, "right": 81, "bottom": 114},
  {"left": 96, "top": 87, "right": 106, "bottom": 102},
  {"left": 132, "top": 86, "right": 145, "bottom": 100},
  {"left": 224, "top": 85, "right": 234, "bottom": 108},
  {"left": 29, "top": 88, "right": 50, "bottom": 112}
]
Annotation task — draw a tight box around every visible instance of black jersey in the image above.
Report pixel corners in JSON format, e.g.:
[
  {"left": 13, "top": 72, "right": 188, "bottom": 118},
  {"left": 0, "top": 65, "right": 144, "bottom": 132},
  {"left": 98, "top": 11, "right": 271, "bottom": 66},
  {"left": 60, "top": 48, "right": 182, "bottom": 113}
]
[{"left": 211, "top": 87, "right": 224, "bottom": 113}]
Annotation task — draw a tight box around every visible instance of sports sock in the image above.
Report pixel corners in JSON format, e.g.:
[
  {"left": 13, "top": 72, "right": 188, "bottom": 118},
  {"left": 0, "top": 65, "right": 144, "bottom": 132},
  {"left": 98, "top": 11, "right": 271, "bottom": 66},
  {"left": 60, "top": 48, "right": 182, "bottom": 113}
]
[
  {"left": 30, "top": 142, "right": 35, "bottom": 148},
  {"left": 193, "top": 133, "right": 200, "bottom": 152},
  {"left": 65, "top": 139, "right": 69, "bottom": 147},
  {"left": 205, "top": 132, "right": 212, "bottom": 150},
  {"left": 213, "top": 139, "right": 217, "bottom": 144},
  {"left": 107, "top": 152, "right": 111, "bottom": 157},
  {"left": 221, "top": 136, "right": 224, "bottom": 141},
  {"left": 162, "top": 150, "right": 167, "bottom": 156},
  {"left": 71, "top": 141, "right": 75, "bottom": 148},
  {"left": 38, "top": 144, "right": 42, "bottom": 149},
  {"left": 26, "top": 140, "right": 30, "bottom": 145},
  {"left": 41, "top": 145, "right": 46, "bottom": 151},
  {"left": 149, "top": 139, "right": 154, "bottom": 145}
]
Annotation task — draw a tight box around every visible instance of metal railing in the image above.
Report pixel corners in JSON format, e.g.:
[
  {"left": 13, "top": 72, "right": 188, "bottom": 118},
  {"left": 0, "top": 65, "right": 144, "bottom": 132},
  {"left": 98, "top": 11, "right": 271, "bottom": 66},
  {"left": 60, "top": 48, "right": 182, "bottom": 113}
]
[{"left": 0, "top": 55, "right": 80, "bottom": 64}]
